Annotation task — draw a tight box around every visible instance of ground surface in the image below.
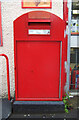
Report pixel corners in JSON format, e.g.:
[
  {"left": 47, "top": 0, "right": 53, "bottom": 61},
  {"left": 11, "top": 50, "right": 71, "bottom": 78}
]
[{"left": 0, "top": 96, "right": 79, "bottom": 120}]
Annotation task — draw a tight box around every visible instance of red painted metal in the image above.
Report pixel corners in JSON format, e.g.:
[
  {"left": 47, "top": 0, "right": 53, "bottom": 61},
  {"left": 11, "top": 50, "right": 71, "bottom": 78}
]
[
  {"left": 14, "top": 11, "right": 67, "bottom": 101},
  {"left": 0, "top": 2, "right": 3, "bottom": 46},
  {"left": 16, "top": 98, "right": 62, "bottom": 101},
  {"left": 0, "top": 54, "right": 10, "bottom": 100},
  {"left": 17, "top": 42, "right": 60, "bottom": 99},
  {"left": 63, "top": 0, "right": 68, "bottom": 21},
  {"left": 22, "top": 0, "right": 52, "bottom": 9},
  {"left": 28, "top": 20, "right": 51, "bottom": 22}
]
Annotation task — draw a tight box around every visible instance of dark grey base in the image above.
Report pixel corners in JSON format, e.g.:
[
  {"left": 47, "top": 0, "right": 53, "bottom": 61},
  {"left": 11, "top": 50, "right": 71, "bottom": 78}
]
[
  {"left": 13, "top": 101, "right": 65, "bottom": 114},
  {"left": 6, "top": 96, "right": 79, "bottom": 120}
]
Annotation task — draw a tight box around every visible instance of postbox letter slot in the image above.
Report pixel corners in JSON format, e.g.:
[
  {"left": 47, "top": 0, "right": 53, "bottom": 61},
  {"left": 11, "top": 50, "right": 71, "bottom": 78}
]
[{"left": 28, "top": 22, "right": 51, "bottom": 27}]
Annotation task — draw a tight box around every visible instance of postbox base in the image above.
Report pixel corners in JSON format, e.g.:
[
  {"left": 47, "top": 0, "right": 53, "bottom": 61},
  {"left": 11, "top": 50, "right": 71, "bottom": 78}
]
[{"left": 13, "top": 101, "right": 65, "bottom": 114}]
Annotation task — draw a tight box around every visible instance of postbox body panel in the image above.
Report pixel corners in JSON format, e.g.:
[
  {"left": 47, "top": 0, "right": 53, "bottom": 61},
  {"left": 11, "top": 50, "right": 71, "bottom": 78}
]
[
  {"left": 17, "top": 42, "right": 60, "bottom": 99},
  {"left": 14, "top": 11, "right": 67, "bottom": 101}
]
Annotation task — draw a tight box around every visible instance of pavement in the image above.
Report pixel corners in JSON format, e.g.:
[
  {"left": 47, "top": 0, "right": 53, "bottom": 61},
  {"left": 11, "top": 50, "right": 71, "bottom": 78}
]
[
  {"left": 0, "top": 99, "right": 2, "bottom": 120},
  {"left": 0, "top": 99, "right": 12, "bottom": 120}
]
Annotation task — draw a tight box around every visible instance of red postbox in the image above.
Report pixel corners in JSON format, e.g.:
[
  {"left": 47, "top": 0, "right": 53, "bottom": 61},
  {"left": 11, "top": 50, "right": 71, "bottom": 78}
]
[{"left": 14, "top": 11, "right": 67, "bottom": 101}]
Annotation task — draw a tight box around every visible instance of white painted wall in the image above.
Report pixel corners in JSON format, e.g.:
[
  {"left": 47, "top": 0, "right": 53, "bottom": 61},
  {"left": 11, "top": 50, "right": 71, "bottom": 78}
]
[{"left": 0, "top": 0, "right": 63, "bottom": 98}]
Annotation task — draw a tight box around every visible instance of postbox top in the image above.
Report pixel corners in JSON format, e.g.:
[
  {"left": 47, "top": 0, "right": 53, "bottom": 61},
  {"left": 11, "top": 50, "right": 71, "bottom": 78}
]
[{"left": 14, "top": 11, "right": 65, "bottom": 41}]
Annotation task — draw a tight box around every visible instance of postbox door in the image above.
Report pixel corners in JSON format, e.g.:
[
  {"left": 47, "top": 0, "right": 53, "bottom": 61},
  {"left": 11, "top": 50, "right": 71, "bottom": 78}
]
[{"left": 16, "top": 41, "right": 61, "bottom": 100}]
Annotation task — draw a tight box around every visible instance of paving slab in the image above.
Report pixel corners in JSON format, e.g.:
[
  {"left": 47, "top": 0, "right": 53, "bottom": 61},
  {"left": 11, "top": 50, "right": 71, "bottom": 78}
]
[{"left": 0, "top": 99, "right": 12, "bottom": 120}]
